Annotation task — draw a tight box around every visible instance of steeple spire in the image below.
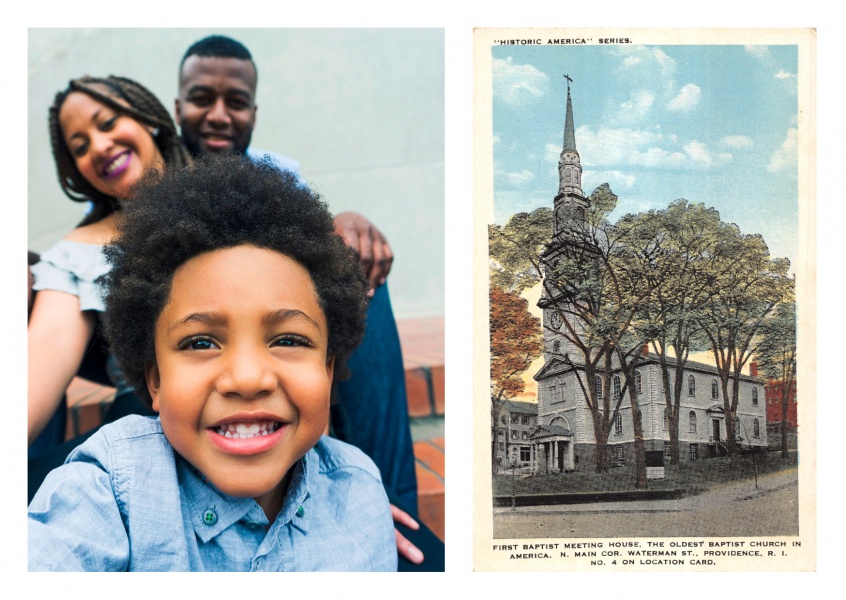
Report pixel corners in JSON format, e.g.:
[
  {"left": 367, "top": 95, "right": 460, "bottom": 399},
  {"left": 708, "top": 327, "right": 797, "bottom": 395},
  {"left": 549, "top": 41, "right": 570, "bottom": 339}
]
[{"left": 563, "top": 75, "right": 577, "bottom": 153}]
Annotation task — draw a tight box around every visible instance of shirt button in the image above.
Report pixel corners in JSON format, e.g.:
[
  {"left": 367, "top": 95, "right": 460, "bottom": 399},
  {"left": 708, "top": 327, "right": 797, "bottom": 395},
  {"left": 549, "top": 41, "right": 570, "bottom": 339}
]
[
  {"left": 296, "top": 505, "right": 304, "bottom": 517},
  {"left": 203, "top": 509, "right": 218, "bottom": 526}
]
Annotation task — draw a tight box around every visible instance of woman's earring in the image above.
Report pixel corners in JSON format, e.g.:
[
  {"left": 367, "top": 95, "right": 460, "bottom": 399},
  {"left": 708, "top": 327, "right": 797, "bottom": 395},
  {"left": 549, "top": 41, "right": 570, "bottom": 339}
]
[{"left": 150, "top": 127, "right": 160, "bottom": 138}]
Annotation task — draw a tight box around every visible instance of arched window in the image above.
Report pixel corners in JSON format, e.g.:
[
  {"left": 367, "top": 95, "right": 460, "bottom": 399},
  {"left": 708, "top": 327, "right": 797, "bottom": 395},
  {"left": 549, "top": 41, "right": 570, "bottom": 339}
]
[
  {"left": 753, "top": 418, "right": 760, "bottom": 438},
  {"left": 548, "top": 384, "right": 556, "bottom": 404},
  {"left": 688, "top": 411, "right": 697, "bottom": 434},
  {"left": 688, "top": 375, "right": 696, "bottom": 396},
  {"left": 595, "top": 375, "right": 603, "bottom": 399},
  {"left": 711, "top": 379, "right": 719, "bottom": 400},
  {"left": 614, "top": 412, "right": 623, "bottom": 435},
  {"left": 613, "top": 375, "right": 622, "bottom": 400},
  {"left": 663, "top": 408, "right": 668, "bottom": 431},
  {"left": 635, "top": 370, "right": 642, "bottom": 394},
  {"left": 500, "top": 415, "right": 506, "bottom": 424},
  {"left": 752, "top": 387, "right": 759, "bottom": 406}
]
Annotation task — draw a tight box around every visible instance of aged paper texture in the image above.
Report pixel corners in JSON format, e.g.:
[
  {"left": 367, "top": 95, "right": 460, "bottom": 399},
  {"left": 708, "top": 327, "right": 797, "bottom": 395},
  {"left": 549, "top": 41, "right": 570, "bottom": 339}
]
[{"left": 474, "top": 28, "right": 815, "bottom": 572}]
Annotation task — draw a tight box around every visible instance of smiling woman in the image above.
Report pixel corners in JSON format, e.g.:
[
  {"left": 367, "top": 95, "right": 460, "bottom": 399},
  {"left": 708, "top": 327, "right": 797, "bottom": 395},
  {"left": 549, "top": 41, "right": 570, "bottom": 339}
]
[{"left": 28, "top": 76, "right": 191, "bottom": 452}]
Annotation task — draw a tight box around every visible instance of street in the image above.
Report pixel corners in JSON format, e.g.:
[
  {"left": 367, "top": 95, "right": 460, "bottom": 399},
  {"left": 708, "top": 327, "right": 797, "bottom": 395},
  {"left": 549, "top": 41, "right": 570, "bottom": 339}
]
[{"left": 493, "top": 468, "right": 799, "bottom": 539}]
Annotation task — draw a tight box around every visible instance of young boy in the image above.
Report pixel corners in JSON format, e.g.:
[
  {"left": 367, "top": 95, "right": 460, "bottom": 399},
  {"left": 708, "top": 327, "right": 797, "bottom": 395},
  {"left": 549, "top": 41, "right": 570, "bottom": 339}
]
[{"left": 28, "top": 155, "right": 398, "bottom": 571}]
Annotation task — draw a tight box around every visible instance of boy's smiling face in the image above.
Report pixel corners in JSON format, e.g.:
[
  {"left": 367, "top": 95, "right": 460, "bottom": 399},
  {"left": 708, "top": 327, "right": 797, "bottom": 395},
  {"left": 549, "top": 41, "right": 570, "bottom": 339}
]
[{"left": 145, "top": 244, "right": 333, "bottom": 518}]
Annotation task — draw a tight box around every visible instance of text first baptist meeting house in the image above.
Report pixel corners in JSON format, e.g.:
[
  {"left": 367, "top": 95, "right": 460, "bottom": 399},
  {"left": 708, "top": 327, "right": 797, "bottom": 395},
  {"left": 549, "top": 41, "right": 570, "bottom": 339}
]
[{"left": 502, "top": 81, "right": 768, "bottom": 474}]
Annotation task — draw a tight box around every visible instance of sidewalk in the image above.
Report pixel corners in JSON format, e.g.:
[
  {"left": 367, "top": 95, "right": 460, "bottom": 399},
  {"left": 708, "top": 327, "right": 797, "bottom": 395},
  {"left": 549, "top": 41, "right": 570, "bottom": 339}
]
[{"left": 493, "top": 467, "right": 798, "bottom": 515}]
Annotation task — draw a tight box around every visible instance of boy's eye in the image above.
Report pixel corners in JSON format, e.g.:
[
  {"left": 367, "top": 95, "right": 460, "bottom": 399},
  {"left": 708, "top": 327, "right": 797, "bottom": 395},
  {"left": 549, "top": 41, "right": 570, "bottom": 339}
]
[
  {"left": 271, "top": 335, "right": 311, "bottom": 348},
  {"left": 178, "top": 336, "right": 218, "bottom": 351}
]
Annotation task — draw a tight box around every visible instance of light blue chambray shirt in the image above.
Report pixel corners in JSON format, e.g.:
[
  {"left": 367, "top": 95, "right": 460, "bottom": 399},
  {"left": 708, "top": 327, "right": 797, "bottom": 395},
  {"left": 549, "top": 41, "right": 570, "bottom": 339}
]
[{"left": 28, "top": 416, "right": 397, "bottom": 571}]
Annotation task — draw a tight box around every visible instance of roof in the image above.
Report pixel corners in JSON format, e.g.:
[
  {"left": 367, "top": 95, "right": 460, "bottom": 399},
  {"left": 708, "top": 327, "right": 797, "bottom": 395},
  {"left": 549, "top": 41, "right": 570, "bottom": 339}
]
[
  {"left": 530, "top": 423, "right": 573, "bottom": 439},
  {"left": 499, "top": 400, "right": 538, "bottom": 415}
]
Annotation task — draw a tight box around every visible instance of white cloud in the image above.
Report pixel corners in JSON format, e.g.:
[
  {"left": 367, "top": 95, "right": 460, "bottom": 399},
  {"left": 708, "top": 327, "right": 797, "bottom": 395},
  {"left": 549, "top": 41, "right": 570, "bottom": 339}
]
[
  {"left": 684, "top": 140, "right": 712, "bottom": 165},
  {"left": 629, "top": 147, "right": 687, "bottom": 168},
  {"left": 775, "top": 69, "right": 794, "bottom": 80},
  {"left": 505, "top": 169, "right": 535, "bottom": 185},
  {"left": 583, "top": 169, "right": 636, "bottom": 189},
  {"left": 492, "top": 57, "right": 549, "bottom": 106},
  {"left": 767, "top": 128, "right": 798, "bottom": 173},
  {"left": 574, "top": 126, "right": 664, "bottom": 166},
  {"left": 721, "top": 135, "right": 753, "bottom": 149},
  {"left": 667, "top": 83, "right": 701, "bottom": 111},
  {"left": 618, "top": 90, "right": 655, "bottom": 122},
  {"left": 745, "top": 45, "right": 769, "bottom": 59}
]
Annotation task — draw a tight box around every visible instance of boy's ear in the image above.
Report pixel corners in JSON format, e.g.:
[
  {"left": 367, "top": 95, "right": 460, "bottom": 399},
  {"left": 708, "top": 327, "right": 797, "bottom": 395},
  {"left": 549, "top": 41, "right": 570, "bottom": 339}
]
[{"left": 145, "top": 362, "right": 162, "bottom": 412}]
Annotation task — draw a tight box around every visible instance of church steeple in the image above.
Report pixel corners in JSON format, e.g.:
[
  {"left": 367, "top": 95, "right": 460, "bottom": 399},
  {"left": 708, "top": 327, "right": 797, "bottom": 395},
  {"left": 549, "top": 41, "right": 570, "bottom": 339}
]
[
  {"left": 554, "top": 75, "right": 587, "bottom": 232},
  {"left": 562, "top": 82, "right": 577, "bottom": 154}
]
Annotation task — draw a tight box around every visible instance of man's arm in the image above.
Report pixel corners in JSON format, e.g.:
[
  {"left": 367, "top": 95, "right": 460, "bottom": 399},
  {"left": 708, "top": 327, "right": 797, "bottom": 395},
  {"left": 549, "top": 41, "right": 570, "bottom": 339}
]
[{"left": 333, "top": 212, "right": 394, "bottom": 289}]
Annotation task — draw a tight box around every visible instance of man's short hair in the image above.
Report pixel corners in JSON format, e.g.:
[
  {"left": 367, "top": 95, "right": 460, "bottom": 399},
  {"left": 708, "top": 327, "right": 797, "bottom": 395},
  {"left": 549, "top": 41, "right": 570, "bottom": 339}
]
[{"left": 179, "top": 35, "right": 256, "bottom": 79}]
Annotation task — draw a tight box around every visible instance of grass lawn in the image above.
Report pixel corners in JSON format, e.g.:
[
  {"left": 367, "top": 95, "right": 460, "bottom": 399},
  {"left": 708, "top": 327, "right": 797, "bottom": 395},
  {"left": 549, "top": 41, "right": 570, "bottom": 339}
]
[{"left": 492, "top": 450, "right": 798, "bottom": 496}]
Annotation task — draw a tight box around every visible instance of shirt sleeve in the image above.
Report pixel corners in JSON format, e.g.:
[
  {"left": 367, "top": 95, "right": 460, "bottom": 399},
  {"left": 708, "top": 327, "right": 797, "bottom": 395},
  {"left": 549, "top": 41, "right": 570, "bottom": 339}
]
[
  {"left": 28, "top": 444, "right": 130, "bottom": 571},
  {"left": 30, "top": 241, "right": 109, "bottom": 312}
]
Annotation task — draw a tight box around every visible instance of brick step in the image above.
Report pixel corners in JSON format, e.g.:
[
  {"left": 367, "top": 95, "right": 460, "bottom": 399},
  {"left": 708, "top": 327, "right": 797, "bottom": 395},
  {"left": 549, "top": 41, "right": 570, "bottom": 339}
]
[
  {"left": 413, "top": 436, "right": 445, "bottom": 541},
  {"left": 398, "top": 316, "right": 444, "bottom": 418}
]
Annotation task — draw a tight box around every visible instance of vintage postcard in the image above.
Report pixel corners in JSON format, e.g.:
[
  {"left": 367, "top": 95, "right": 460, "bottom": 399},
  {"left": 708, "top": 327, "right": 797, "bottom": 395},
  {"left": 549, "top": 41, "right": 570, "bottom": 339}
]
[{"left": 473, "top": 28, "right": 815, "bottom": 572}]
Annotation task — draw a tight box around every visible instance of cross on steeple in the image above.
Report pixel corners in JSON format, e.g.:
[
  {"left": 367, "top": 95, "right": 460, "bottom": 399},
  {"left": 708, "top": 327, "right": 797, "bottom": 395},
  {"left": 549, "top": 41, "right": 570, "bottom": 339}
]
[{"left": 563, "top": 74, "right": 573, "bottom": 92}]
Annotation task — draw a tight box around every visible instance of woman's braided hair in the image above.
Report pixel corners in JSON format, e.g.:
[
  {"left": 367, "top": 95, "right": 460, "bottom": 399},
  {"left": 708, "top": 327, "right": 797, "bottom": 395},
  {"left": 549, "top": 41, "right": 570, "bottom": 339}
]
[{"left": 48, "top": 76, "right": 192, "bottom": 226}]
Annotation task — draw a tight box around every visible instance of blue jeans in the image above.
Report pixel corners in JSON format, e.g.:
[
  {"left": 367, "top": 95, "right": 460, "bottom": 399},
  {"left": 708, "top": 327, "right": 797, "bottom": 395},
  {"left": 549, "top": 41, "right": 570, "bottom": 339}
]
[{"left": 331, "top": 283, "right": 418, "bottom": 513}]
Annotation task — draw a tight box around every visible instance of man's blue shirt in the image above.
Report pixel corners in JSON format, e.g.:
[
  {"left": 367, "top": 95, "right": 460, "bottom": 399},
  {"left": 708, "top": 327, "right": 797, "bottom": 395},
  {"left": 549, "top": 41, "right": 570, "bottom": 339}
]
[{"left": 28, "top": 416, "right": 397, "bottom": 571}]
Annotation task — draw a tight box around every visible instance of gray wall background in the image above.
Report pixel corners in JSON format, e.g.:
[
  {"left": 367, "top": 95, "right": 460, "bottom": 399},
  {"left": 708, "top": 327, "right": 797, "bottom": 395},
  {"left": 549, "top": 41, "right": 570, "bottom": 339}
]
[{"left": 28, "top": 28, "right": 444, "bottom": 320}]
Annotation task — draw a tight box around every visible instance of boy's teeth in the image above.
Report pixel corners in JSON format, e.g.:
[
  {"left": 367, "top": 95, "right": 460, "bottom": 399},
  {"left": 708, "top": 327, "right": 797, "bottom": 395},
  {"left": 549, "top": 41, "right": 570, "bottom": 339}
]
[{"left": 215, "top": 421, "right": 280, "bottom": 439}]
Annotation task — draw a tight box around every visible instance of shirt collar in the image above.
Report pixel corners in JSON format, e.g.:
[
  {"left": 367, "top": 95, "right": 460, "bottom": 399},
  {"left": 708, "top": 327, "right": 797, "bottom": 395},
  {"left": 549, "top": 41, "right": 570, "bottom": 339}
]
[{"left": 177, "top": 450, "right": 314, "bottom": 543}]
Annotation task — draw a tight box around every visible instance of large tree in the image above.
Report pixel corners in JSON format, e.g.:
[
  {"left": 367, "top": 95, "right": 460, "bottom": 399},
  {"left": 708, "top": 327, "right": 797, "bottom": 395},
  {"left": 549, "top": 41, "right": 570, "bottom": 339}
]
[
  {"left": 491, "top": 184, "right": 658, "bottom": 486},
  {"left": 697, "top": 226, "right": 792, "bottom": 456},
  {"left": 624, "top": 201, "right": 724, "bottom": 466},
  {"left": 756, "top": 298, "right": 797, "bottom": 458}
]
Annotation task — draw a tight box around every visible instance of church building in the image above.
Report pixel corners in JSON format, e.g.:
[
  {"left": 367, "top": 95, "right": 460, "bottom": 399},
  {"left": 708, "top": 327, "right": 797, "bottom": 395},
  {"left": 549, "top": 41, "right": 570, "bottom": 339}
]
[{"left": 529, "top": 79, "right": 767, "bottom": 474}]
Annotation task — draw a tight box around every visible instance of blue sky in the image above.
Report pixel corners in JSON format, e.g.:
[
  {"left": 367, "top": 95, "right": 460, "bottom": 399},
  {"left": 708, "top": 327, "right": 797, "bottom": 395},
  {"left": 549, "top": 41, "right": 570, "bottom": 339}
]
[{"left": 491, "top": 44, "right": 799, "bottom": 269}]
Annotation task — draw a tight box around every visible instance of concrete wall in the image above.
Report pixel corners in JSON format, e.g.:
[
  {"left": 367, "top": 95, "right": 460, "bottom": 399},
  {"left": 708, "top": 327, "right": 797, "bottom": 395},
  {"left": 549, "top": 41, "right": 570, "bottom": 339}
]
[{"left": 28, "top": 28, "right": 444, "bottom": 320}]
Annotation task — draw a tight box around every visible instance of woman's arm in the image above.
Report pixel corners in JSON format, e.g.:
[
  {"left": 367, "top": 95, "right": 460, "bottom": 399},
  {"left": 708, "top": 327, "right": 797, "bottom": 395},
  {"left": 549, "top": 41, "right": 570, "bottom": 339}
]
[{"left": 28, "top": 290, "right": 95, "bottom": 446}]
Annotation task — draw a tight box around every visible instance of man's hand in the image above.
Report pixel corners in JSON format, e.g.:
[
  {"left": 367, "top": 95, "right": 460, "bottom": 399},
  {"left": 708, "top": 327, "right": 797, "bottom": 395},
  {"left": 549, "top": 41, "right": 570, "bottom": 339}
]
[
  {"left": 333, "top": 212, "right": 393, "bottom": 289},
  {"left": 391, "top": 504, "right": 424, "bottom": 564}
]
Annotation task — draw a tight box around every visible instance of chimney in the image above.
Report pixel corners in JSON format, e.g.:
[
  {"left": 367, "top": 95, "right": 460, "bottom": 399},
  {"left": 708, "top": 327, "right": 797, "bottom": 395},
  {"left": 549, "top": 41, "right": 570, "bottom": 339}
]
[
  {"left": 641, "top": 344, "right": 649, "bottom": 357},
  {"left": 750, "top": 361, "right": 758, "bottom": 377}
]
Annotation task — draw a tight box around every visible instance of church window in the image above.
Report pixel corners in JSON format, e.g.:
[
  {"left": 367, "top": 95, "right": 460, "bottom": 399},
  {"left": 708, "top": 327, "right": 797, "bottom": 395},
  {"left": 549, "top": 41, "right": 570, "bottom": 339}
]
[
  {"left": 689, "top": 411, "right": 697, "bottom": 434},
  {"left": 664, "top": 442, "right": 672, "bottom": 461},
  {"left": 752, "top": 387, "right": 759, "bottom": 406},
  {"left": 613, "top": 375, "right": 622, "bottom": 400},
  {"left": 635, "top": 370, "right": 642, "bottom": 394},
  {"left": 522, "top": 431, "right": 528, "bottom": 440},
  {"left": 553, "top": 340, "right": 560, "bottom": 353},
  {"left": 612, "top": 445, "right": 624, "bottom": 467},
  {"left": 500, "top": 416, "right": 506, "bottom": 424},
  {"left": 663, "top": 408, "right": 668, "bottom": 431},
  {"left": 595, "top": 375, "right": 603, "bottom": 399},
  {"left": 712, "top": 379, "right": 719, "bottom": 400},
  {"left": 753, "top": 419, "right": 760, "bottom": 438},
  {"left": 688, "top": 375, "right": 696, "bottom": 396},
  {"left": 614, "top": 412, "right": 623, "bottom": 435},
  {"left": 689, "top": 444, "right": 698, "bottom": 461},
  {"left": 521, "top": 415, "right": 529, "bottom": 425},
  {"left": 511, "top": 430, "right": 518, "bottom": 440},
  {"left": 510, "top": 414, "right": 519, "bottom": 424},
  {"left": 520, "top": 448, "right": 531, "bottom": 462}
]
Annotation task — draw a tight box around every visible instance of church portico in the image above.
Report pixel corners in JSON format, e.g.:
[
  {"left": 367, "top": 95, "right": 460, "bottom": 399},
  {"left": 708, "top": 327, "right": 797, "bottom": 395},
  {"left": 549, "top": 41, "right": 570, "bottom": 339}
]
[{"left": 530, "top": 424, "right": 575, "bottom": 474}]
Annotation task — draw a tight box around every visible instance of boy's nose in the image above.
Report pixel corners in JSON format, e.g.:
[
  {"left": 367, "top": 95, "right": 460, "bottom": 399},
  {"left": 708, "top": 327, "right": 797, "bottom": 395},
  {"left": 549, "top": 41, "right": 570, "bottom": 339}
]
[{"left": 215, "top": 347, "right": 277, "bottom": 400}]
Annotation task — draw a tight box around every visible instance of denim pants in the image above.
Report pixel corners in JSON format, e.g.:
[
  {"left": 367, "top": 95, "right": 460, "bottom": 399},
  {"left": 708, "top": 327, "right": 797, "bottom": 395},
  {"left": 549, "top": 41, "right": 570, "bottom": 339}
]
[{"left": 331, "top": 283, "right": 418, "bottom": 514}]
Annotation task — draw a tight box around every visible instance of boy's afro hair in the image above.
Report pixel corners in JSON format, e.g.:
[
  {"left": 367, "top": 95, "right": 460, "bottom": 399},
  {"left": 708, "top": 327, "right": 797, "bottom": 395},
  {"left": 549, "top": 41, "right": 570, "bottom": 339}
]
[{"left": 101, "top": 154, "right": 369, "bottom": 406}]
